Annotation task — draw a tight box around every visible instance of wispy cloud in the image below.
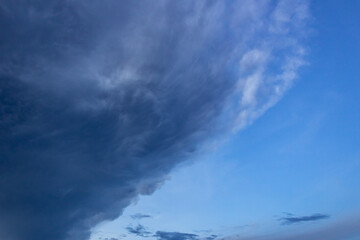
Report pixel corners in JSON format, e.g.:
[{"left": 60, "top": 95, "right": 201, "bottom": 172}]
[
  {"left": 130, "top": 213, "right": 152, "bottom": 220},
  {"left": 125, "top": 227, "right": 217, "bottom": 240},
  {"left": 279, "top": 213, "right": 330, "bottom": 225},
  {"left": 233, "top": 0, "right": 309, "bottom": 131},
  {"left": 126, "top": 224, "right": 152, "bottom": 237},
  {"left": 155, "top": 231, "right": 199, "bottom": 240},
  {"left": 154, "top": 231, "right": 218, "bottom": 240},
  {"left": 223, "top": 216, "right": 360, "bottom": 240}
]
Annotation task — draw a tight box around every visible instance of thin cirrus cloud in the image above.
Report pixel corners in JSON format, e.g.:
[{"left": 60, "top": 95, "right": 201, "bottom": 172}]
[{"left": 0, "top": 1, "right": 308, "bottom": 240}]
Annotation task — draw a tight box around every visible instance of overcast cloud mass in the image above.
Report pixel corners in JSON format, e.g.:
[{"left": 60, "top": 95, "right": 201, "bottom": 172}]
[{"left": 0, "top": 1, "right": 308, "bottom": 240}]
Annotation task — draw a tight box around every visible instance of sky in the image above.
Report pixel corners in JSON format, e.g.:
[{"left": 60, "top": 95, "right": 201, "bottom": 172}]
[{"left": 0, "top": 1, "right": 359, "bottom": 240}]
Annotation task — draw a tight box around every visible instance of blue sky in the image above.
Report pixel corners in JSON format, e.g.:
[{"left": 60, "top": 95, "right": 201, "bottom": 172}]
[
  {"left": 91, "top": 1, "right": 360, "bottom": 240},
  {"left": 0, "top": 1, "right": 359, "bottom": 240}
]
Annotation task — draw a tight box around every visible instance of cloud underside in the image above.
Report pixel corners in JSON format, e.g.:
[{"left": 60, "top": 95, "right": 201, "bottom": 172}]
[{"left": 0, "top": 1, "right": 308, "bottom": 240}]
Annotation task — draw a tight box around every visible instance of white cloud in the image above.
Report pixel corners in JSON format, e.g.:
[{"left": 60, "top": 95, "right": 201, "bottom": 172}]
[{"left": 231, "top": 0, "right": 309, "bottom": 131}]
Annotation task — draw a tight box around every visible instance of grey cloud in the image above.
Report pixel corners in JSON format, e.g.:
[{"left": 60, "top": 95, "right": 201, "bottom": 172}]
[
  {"left": 155, "top": 231, "right": 199, "bottom": 240},
  {"left": 125, "top": 226, "right": 217, "bottom": 240},
  {"left": 125, "top": 224, "right": 218, "bottom": 240},
  {"left": 0, "top": 1, "right": 308, "bottom": 240},
  {"left": 130, "top": 213, "right": 152, "bottom": 220},
  {"left": 205, "top": 235, "right": 218, "bottom": 240},
  {"left": 126, "top": 224, "right": 151, "bottom": 237},
  {"left": 279, "top": 213, "right": 330, "bottom": 225},
  {"left": 154, "top": 231, "right": 217, "bottom": 240}
]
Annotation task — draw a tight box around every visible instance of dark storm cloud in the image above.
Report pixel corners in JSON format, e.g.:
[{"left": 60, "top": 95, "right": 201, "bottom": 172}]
[
  {"left": 126, "top": 224, "right": 151, "bottom": 237},
  {"left": 279, "top": 213, "right": 330, "bottom": 225},
  {"left": 0, "top": 0, "right": 308, "bottom": 240},
  {"left": 130, "top": 213, "right": 152, "bottom": 220}
]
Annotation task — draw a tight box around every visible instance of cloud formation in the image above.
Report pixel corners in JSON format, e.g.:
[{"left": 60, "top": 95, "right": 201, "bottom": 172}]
[
  {"left": 155, "top": 231, "right": 199, "bottom": 240},
  {"left": 125, "top": 225, "right": 217, "bottom": 240},
  {"left": 155, "top": 231, "right": 217, "bottom": 240},
  {"left": 279, "top": 213, "right": 330, "bottom": 225},
  {"left": 0, "top": 1, "right": 308, "bottom": 240},
  {"left": 126, "top": 224, "right": 151, "bottom": 237},
  {"left": 226, "top": 216, "right": 360, "bottom": 240},
  {"left": 130, "top": 213, "right": 152, "bottom": 220}
]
